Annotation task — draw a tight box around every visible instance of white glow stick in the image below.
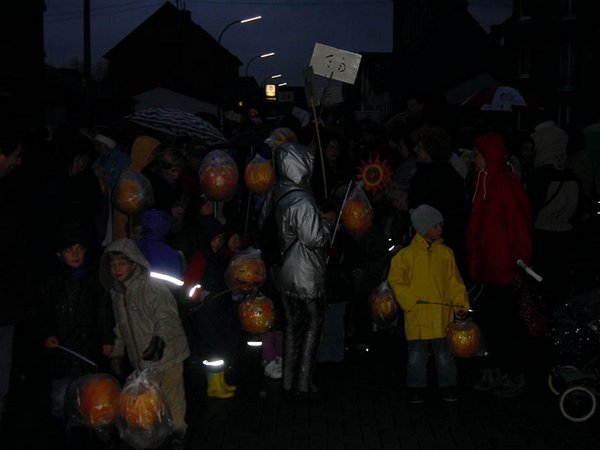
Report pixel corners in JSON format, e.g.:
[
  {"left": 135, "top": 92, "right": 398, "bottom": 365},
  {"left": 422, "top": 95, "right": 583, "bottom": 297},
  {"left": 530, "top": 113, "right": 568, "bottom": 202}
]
[{"left": 516, "top": 259, "right": 543, "bottom": 282}]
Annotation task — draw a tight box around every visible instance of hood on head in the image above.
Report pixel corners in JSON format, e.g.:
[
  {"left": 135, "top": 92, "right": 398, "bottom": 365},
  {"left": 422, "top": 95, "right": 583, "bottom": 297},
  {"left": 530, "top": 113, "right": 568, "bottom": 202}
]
[
  {"left": 99, "top": 238, "right": 150, "bottom": 290},
  {"left": 531, "top": 121, "right": 568, "bottom": 169},
  {"left": 473, "top": 132, "right": 507, "bottom": 172},
  {"left": 141, "top": 209, "right": 172, "bottom": 241},
  {"left": 130, "top": 136, "right": 160, "bottom": 172},
  {"left": 276, "top": 142, "right": 314, "bottom": 186}
]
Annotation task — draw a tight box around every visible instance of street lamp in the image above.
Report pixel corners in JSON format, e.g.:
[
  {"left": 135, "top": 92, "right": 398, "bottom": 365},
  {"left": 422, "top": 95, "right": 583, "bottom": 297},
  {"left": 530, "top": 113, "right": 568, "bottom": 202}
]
[
  {"left": 245, "top": 52, "right": 275, "bottom": 77},
  {"left": 218, "top": 15, "right": 262, "bottom": 44},
  {"left": 262, "top": 74, "right": 283, "bottom": 85},
  {"left": 277, "top": 82, "right": 288, "bottom": 87}
]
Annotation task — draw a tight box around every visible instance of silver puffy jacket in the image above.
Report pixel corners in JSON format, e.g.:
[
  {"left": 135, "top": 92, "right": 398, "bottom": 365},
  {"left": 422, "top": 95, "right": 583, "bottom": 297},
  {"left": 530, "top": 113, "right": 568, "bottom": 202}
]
[{"left": 259, "top": 142, "right": 332, "bottom": 299}]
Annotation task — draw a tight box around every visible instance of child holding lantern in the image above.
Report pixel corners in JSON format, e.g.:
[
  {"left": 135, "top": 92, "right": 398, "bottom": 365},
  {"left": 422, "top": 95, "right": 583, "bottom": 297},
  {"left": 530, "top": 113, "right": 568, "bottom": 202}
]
[{"left": 387, "top": 204, "right": 469, "bottom": 404}]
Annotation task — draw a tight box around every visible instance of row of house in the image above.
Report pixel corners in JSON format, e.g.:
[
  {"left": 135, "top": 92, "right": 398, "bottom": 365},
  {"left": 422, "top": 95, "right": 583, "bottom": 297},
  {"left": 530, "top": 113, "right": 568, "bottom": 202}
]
[{"left": 1, "top": 0, "right": 599, "bottom": 131}]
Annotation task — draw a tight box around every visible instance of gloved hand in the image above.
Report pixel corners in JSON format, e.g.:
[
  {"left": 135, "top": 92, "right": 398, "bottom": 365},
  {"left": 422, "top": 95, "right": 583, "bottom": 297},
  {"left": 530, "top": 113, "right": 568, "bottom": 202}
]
[
  {"left": 110, "top": 356, "right": 124, "bottom": 377},
  {"left": 142, "top": 336, "right": 165, "bottom": 361}
]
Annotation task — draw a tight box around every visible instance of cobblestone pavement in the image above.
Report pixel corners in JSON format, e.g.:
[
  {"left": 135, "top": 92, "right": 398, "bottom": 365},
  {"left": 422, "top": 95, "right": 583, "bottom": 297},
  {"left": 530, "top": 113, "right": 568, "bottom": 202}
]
[{"left": 3, "top": 328, "right": 598, "bottom": 450}]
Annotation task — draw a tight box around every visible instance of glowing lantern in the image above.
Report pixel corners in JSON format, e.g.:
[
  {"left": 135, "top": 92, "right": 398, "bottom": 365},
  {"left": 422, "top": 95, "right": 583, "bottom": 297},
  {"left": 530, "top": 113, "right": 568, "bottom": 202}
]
[
  {"left": 113, "top": 169, "right": 153, "bottom": 214},
  {"left": 119, "top": 384, "right": 164, "bottom": 429},
  {"left": 239, "top": 295, "right": 275, "bottom": 334},
  {"left": 369, "top": 289, "right": 399, "bottom": 326},
  {"left": 341, "top": 199, "right": 373, "bottom": 236},
  {"left": 199, "top": 164, "right": 239, "bottom": 201},
  {"left": 357, "top": 155, "right": 392, "bottom": 194},
  {"left": 78, "top": 375, "right": 120, "bottom": 427},
  {"left": 244, "top": 159, "right": 275, "bottom": 194},
  {"left": 226, "top": 254, "right": 266, "bottom": 294},
  {"left": 446, "top": 315, "right": 482, "bottom": 358}
]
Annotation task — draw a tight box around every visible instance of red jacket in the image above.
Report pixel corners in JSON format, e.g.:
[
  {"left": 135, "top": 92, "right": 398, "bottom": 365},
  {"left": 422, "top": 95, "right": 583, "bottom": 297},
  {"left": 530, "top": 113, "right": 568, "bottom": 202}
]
[{"left": 466, "top": 133, "right": 532, "bottom": 286}]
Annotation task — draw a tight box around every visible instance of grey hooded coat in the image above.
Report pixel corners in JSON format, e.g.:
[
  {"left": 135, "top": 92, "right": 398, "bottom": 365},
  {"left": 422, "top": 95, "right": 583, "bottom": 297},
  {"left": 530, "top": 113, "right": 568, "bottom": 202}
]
[
  {"left": 99, "top": 238, "right": 189, "bottom": 371},
  {"left": 259, "top": 141, "right": 332, "bottom": 299}
]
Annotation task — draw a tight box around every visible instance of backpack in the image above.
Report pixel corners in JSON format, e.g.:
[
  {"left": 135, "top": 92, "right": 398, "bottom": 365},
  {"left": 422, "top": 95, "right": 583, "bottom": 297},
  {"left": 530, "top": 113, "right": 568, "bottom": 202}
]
[{"left": 258, "top": 189, "right": 302, "bottom": 268}]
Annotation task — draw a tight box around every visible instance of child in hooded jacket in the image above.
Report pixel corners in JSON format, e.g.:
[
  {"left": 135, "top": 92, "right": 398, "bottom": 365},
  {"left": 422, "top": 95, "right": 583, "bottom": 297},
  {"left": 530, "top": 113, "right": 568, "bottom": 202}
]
[
  {"left": 388, "top": 205, "right": 469, "bottom": 404},
  {"left": 99, "top": 238, "right": 189, "bottom": 447}
]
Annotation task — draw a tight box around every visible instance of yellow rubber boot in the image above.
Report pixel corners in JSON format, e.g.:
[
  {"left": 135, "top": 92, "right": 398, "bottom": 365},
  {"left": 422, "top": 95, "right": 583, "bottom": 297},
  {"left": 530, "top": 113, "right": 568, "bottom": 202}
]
[
  {"left": 207, "top": 372, "right": 234, "bottom": 399},
  {"left": 219, "top": 372, "right": 237, "bottom": 393}
]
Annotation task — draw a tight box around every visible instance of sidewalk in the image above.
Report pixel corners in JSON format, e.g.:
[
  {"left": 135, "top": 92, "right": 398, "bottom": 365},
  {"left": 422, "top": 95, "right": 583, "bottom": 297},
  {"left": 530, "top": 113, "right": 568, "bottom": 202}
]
[{"left": 2, "top": 329, "right": 599, "bottom": 449}]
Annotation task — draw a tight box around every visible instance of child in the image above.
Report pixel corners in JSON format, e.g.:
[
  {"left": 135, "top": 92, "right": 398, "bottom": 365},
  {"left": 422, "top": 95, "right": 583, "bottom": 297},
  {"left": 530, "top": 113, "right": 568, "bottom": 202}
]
[
  {"left": 99, "top": 238, "right": 190, "bottom": 450},
  {"left": 387, "top": 205, "right": 469, "bottom": 404},
  {"left": 34, "top": 223, "right": 114, "bottom": 440}
]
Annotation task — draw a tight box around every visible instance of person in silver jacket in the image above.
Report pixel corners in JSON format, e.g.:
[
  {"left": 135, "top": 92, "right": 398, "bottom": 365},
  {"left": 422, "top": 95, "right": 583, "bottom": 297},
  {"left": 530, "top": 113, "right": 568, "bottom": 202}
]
[{"left": 259, "top": 128, "right": 336, "bottom": 397}]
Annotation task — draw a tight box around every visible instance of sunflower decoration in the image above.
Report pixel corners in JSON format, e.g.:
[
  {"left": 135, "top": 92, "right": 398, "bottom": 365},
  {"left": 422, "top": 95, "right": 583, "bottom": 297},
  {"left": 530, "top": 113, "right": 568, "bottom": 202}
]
[{"left": 356, "top": 155, "right": 392, "bottom": 194}]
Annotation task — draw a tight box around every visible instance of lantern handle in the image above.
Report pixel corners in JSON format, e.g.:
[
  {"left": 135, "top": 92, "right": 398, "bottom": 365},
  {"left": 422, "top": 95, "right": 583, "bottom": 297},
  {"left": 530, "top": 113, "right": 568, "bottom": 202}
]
[
  {"left": 56, "top": 345, "right": 98, "bottom": 369},
  {"left": 415, "top": 299, "right": 473, "bottom": 313}
]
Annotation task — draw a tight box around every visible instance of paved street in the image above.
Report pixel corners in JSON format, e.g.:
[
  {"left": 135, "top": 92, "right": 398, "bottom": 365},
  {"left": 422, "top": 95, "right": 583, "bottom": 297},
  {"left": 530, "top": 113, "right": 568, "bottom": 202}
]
[{"left": 2, "top": 326, "right": 599, "bottom": 450}]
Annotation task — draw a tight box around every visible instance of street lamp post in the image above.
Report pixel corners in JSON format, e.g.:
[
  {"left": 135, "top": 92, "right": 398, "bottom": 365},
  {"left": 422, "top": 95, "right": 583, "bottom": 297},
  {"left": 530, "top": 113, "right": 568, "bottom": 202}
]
[
  {"left": 218, "top": 15, "right": 262, "bottom": 44},
  {"left": 245, "top": 52, "right": 275, "bottom": 77},
  {"left": 262, "top": 74, "right": 282, "bottom": 85}
]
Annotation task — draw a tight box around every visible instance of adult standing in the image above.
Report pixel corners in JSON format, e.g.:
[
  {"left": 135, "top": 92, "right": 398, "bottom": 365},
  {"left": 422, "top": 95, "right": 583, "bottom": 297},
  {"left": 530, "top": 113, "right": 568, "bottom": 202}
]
[
  {"left": 259, "top": 128, "right": 336, "bottom": 398},
  {"left": 409, "top": 125, "right": 469, "bottom": 276},
  {"left": 0, "top": 128, "right": 27, "bottom": 424},
  {"left": 526, "top": 121, "right": 581, "bottom": 307},
  {"left": 466, "top": 132, "right": 532, "bottom": 398}
]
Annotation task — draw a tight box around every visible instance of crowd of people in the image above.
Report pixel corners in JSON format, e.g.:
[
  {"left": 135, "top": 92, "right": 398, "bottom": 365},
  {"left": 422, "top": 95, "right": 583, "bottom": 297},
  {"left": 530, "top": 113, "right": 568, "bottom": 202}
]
[{"left": 0, "top": 96, "right": 598, "bottom": 449}]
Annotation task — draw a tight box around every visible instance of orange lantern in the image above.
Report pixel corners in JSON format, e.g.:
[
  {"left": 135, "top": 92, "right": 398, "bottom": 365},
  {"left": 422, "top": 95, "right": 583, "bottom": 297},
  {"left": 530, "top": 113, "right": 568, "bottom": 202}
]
[
  {"left": 446, "top": 316, "right": 482, "bottom": 358},
  {"left": 239, "top": 296, "right": 275, "bottom": 334},
  {"left": 227, "top": 256, "right": 266, "bottom": 294},
  {"left": 119, "top": 384, "right": 164, "bottom": 429},
  {"left": 199, "top": 164, "right": 239, "bottom": 201},
  {"left": 244, "top": 160, "right": 275, "bottom": 194},
  {"left": 341, "top": 199, "right": 373, "bottom": 236},
  {"left": 369, "top": 289, "right": 399, "bottom": 326},
  {"left": 114, "top": 178, "right": 146, "bottom": 214},
  {"left": 79, "top": 376, "right": 120, "bottom": 427}
]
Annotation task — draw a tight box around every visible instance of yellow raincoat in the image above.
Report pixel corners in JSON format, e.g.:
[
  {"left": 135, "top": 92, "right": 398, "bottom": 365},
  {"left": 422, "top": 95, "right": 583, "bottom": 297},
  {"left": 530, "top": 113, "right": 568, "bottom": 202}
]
[{"left": 387, "top": 234, "right": 469, "bottom": 340}]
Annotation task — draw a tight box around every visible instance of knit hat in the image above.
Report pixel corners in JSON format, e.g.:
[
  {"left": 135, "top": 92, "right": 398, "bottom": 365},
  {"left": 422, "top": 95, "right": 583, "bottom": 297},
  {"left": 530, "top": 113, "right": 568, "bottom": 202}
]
[
  {"left": 55, "top": 223, "right": 87, "bottom": 251},
  {"left": 410, "top": 205, "right": 443, "bottom": 236}
]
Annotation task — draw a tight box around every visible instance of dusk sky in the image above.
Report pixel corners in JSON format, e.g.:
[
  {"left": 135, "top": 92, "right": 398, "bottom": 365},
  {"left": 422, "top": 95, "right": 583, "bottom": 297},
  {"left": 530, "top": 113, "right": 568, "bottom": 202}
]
[{"left": 43, "top": 0, "right": 512, "bottom": 87}]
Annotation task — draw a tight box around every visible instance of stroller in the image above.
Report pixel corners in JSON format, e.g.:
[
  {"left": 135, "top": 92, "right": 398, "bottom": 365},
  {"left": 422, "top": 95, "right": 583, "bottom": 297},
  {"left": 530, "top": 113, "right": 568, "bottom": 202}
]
[{"left": 546, "top": 288, "right": 600, "bottom": 422}]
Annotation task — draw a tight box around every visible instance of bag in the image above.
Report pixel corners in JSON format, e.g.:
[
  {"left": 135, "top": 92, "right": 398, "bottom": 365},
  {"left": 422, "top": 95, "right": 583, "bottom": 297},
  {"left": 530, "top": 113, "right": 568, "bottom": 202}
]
[
  {"left": 258, "top": 189, "right": 301, "bottom": 267},
  {"left": 517, "top": 283, "right": 551, "bottom": 337}
]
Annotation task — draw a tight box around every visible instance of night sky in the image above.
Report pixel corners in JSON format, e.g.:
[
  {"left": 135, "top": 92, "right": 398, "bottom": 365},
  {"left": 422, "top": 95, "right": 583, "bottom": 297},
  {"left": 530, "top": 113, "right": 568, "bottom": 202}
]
[{"left": 43, "top": 0, "right": 512, "bottom": 87}]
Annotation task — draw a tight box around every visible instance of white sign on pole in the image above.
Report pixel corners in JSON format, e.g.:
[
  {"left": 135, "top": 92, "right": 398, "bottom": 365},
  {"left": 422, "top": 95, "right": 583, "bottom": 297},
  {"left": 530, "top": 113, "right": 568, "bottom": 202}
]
[{"left": 309, "top": 43, "right": 362, "bottom": 85}]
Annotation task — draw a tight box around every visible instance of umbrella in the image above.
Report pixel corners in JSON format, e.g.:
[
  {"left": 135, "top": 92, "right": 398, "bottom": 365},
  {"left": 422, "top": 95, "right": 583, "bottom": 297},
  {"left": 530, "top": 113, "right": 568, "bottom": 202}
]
[
  {"left": 125, "top": 107, "right": 227, "bottom": 145},
  {"left": 459, "top": 86, "right": 532, "bottom": 112}
]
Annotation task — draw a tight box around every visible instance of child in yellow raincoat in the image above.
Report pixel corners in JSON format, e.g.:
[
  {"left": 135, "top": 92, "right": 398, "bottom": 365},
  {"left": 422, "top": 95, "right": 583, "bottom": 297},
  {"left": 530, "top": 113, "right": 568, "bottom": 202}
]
[{"left": 387, "top": 204, "right": 469, "bottom": 404}]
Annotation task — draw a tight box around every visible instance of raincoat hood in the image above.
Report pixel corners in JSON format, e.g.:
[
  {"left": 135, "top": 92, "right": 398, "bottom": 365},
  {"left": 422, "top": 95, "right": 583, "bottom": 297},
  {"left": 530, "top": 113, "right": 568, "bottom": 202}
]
[
  {"left": 129, "top": 135, "right": 160, "bottom": 172},
  {"left": 474, "top": 132, "right": 508, "bottom": 173},
  {"left": 141, "top": 209, "right": 172, "bottom": 241},
  {"left": 531, "top": 121, "right": 568, "bottom": 169},
  {"left": 276, "top": 141, "right": 314, "bottom": 187},
  {"left": 99, "top": 238, "right": 150, "bottom": 290}
]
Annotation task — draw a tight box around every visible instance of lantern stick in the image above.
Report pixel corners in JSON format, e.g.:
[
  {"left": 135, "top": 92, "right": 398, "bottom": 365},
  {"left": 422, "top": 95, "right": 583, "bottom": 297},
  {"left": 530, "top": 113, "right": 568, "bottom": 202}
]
[
  {"left": 309, "top": 96, "right": 328, "bottom": 197},
  {"left": 244, "top": 145, "right": 255, "bottom": 234},
  {"left": 415, "top": 299, "right": 472, "bottom": 313},
  {"left": 56, "top": 345, "right": 97, "bottom": 368},
  {"left": 326, "top": 180, "right": 353, "bottom": 265}
]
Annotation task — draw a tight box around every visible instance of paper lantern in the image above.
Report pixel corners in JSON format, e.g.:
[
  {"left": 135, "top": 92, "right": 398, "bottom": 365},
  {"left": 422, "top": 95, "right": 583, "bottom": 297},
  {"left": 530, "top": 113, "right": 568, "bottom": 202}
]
[
  {"left": 244, "top": 160, "right": 275, "bottom": 194},
  {"left": 446, "top": 316, "right": 482, "bottom": 358},
  {"left": 199, "top": 164, "right": 239, "bottom": 201},
  {"left": 239, "top": 296, "right": 275, "bottom": 334},
  {"left": 79, "top": 375, "right": 120, "bottom": 427},
  {"left": 341, "top": 199, "right": 373, "bottom": 236},
  {"left": 227, "top": 256, "right": 266, "bottom": 294},
  {"left": 369, "top": 289, "right": 399, "bottom": 326},
  {"left": 119, "top": 384, "right": 164, "bottom": 429}
]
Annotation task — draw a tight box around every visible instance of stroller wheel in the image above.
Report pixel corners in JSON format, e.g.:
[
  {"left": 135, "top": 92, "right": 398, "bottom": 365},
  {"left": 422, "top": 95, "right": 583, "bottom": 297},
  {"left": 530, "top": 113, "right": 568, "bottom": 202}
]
[
  {"left": 548, "top": 365, "right": 578, "bottom": 395},
  {"left": 559, "top": 385, "right": 597, "bottom": 422}
]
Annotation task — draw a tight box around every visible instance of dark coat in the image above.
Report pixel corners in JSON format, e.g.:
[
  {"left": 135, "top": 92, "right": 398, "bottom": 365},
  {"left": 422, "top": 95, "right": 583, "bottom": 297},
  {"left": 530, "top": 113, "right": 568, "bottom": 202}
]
[{"left": 34, "top": 262, "right": 114, "bottom": 377}]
